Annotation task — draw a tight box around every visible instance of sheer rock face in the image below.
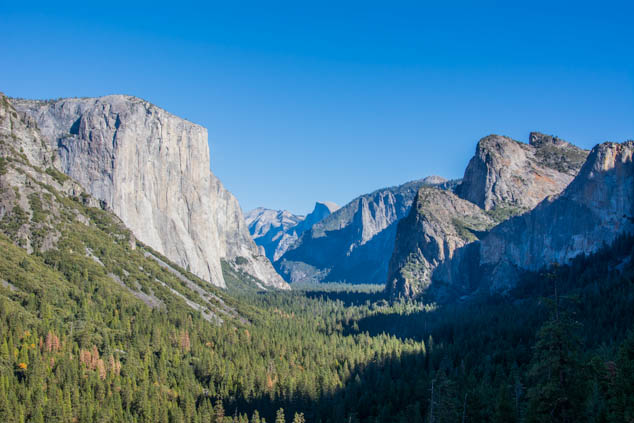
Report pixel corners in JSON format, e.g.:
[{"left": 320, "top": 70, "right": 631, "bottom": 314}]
[
  {"left": 387, "top": 133, "right": 595, "bottom": 300},
  {"left": 0, "top": 93, "right": 102, "bottom": 254},
  {"left": 246, "top": 201, "right": 339, "bottom": 262},
  {"left": 0, "top": 95, "right": 55, "bottom": 170},
  {"left": 456, "top": 132, "right": 588, "bottom": 211},
  {"left": 385, "top": 187, "right": 494, "bottom": 298},
  {"left": 423, "top": 140, "right": 634, "bottom": 298},
  {"left": 277, "top": 177, "right": 457, "bottom": 284},
  {"left": 471, "top": 141, "right": 634, "bottom": 292},
  {"left": 13, "top": 95, "right": 288, "bottom": 289}
]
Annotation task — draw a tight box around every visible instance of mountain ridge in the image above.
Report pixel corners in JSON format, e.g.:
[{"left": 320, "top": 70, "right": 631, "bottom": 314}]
[
  {"left": 388, "top": 132, "right": 633, "bottom": 300},
  {"left": 245, "top": 201, "right": 339, "bottom": 262},
  {"left": 276, "top": 177, "right": 458, "bottom": 284}
]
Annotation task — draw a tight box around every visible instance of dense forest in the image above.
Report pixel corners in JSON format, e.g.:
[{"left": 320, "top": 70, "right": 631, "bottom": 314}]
[{"left": 1, "top": 204, "right": 633, "bottom": 423}]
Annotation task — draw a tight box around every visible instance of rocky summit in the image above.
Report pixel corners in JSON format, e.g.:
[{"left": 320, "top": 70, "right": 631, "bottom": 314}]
[
  {"left": 12, "top": 95, "right": 288, "bottom": 290},
  {"left": 456, "top": 132, "right": 588, "bottom": 211},
  {"left": 246, "top": 201, "right": 339, "bottom": 262},
  {"left": 277, "top": 176, "right": 457, "bottom": 284}
]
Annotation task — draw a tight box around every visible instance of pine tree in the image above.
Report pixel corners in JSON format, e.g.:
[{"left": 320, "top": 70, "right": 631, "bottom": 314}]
[
  {"left": 250, "top": 410, "right": 261, "bottom": 423},
  {"left": 214, "top": 399, "right": 225, "bottom": 423},
  {"left": 526, "top": 309, "right": 587, "bottom": 423},
  {"left": 607, "top": 331, "right": 634, "bottom": 422},
  {"left": 493, "top": 384, "right": 515, "bottom": 423},
  {"left": 275, "top": 408, "right": 285, "bottom": 423}
]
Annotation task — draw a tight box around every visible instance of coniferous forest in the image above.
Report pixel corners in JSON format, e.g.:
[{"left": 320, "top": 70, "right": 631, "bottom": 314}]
[{"left": 1, "top": 194, "right": 633, "bottom": 423}]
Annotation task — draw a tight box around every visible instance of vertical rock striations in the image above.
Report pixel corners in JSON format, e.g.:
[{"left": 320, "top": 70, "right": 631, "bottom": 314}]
[
  {"left": 13, "top": 95, "right": 288, "bottom": 289},
  {"left": 209, "top": 174, "right": 288, "bottom": 287},
  {"left": 472, "top": 140, "right": 634, "bottom": 292}
]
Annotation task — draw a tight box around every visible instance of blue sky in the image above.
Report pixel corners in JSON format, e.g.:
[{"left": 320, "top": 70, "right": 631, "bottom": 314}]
[{"left": 2, "top": 1, "right": 633, "bottom": 214}]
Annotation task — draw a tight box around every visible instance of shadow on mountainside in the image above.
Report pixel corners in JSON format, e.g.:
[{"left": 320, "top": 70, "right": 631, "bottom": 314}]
[
  {"left": 224, "top": 235, "right": 634, "bottom": 422},
  {"left": 279, "top": 220, "right": 401, "bottom": 284}
]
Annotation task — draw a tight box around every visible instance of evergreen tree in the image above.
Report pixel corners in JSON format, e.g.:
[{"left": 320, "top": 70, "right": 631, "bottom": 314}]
[
  {"left": 607, "top": 331, "right": 634, "bottom": 423},
  {"left": 275, "top": 408, "right": 285, "bottom": 423},
  {"left": 525, "top": 310, "right": 587, "bottom": 423},
  {"left": 493, "top": 384, "right": 515, "bottom": 423}
]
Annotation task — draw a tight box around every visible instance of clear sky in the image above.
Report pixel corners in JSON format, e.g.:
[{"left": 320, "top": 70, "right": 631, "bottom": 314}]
[{"left": 2, "top": 1, "right": 633, "bottom": 214}]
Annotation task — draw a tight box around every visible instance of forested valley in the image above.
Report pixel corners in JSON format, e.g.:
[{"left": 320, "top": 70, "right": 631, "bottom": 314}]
[{"left": 1, "top": 204, "right": 633, "bottom": 423}]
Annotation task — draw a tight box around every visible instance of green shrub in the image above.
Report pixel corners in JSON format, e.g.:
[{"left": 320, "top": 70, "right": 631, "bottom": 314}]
[{"left": 45, "top": 167, "right": 69, "bottom": 184}]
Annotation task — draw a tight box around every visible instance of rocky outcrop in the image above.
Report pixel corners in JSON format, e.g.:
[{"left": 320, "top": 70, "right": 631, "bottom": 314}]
[
  {"left": 470, "top": 140, "right": 634, "bottom": 292},
  {"left": 456, "top": 132, "right": 588, "bottom": 211},
  {"left": 246, "top": 201, "right": 339, "bottom": 262},
  {"left": 385, "top": 187, "right": 494, "bottom": 298},
  {"left": 407, "top": 140, "right": 634, "bottom": 300},
  {"left": 0, "top": 95, "right": 56, "bottom": 170},
  {"left": 277, "top": 177, "right": 457, "bottom": 284},
  {"left": 387, "top": 133, "right": 596, "bottom": 300},
  {"left": 0, "top": 93, "right": 102, "bottom": 253},
  {"left": 13, "top": 95, "right": 288, "bottom": 289}
]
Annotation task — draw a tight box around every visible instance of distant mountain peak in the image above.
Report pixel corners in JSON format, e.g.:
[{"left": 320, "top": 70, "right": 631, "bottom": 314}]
[
  {"left": 315, "top": 201, "right": 340, "bottom": 213},
  {"left": 246, "top": 201, "right": 338, "bottom": 262}
]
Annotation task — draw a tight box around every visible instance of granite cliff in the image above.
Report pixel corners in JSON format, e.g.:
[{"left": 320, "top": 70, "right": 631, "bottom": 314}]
[
  {"left": 385, "top": 187, "right": 494, "bottom": 298},
  {"left": 388, "top": 133, "right": 592, "bottom": 299},
  {"left": 0, "top": 92, "right": 247, "bottom": 322},
  {"left": 388, "top": 133, "right": 633, "bottom": 300},
  {"left": 246, "top": 201, "right": 339, "bottom": 262},
  {"left": 13, "top": 95, "right": 287, "bottom": 289},
  {"left": 277, "top": 177, "right": 457, "bottom": 284},
  {"left": 456, "top": 132, "right": 588, "bottom": 211},
  {"left": 471, "top": 140, "right": 634, "bottom": 293}
]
